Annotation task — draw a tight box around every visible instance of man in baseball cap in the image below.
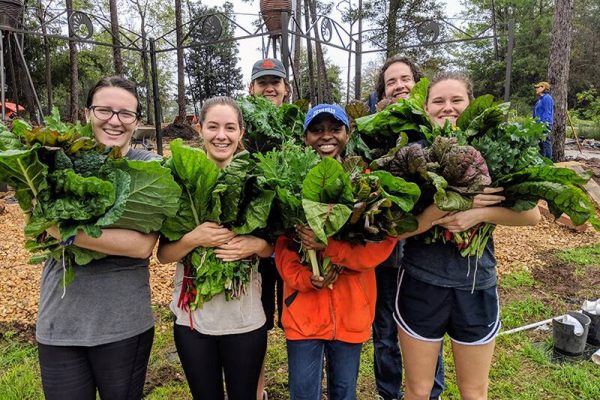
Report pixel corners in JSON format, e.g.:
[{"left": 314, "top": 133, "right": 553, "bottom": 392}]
[
  {"left": 533, "top": 80, "right": 554, "bottom": 160},
  {"left": 249, "top": 58, "right": 290, "bottom": 107}
]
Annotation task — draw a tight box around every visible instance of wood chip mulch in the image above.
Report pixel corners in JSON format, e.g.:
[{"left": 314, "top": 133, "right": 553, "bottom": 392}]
[{"left": 1, "top": 202, "right": 598, "bottom": 326}]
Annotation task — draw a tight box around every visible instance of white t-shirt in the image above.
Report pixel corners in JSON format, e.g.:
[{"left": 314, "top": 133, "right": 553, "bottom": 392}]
[{"left": 170, "top": 262, "right": 266, "bottom": 335}]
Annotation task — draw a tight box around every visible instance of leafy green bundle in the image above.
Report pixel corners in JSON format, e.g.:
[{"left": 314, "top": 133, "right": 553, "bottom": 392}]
[
  {"left": 160, "top": 139, "right": 275, "bottom": 310},
  {"left": 428, "top": 97, "right": 600, "bottom": 256},
  {"left": 238, "top": 96, "right": 306, "bottom": 153},
  {"left": 354, "top": 79, "right": 430, "bottom": 160},
  {"left": 255, "top": 144, "right": 420, "bottom": 275},
  {"left": 0, "top": 110, "right": 182, "bottom": 280}
]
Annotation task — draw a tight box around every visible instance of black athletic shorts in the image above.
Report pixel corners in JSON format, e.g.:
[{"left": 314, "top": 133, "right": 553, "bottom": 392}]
[{"left": 394, "top": 269, "right": 500, "bottom": 345}]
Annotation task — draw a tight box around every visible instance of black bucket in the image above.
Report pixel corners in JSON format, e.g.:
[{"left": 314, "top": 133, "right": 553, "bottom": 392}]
[
  {"left": 553, "top": 312, "right": 591, "bottom": 356},
  {"left": 582, "top": 309, "right": 600, "bottom": 346}
]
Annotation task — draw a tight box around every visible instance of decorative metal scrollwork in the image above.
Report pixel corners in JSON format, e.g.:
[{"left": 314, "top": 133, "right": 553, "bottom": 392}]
[
  {"left": 320, "top": 17, "right": 332, "bottom": 43},
  {"left": 198, "top": 14, "right": 223, "bottom": 43},
  {"left": 416, "top": 19, "right": 440, "bottom": 45},
  {"left": 69, "top": 11, "right": 93, "bottom": 40}
]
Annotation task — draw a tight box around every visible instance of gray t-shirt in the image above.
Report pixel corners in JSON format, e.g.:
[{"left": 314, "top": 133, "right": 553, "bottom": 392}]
[
  {"left": 402, "top": 235, "right": 497, "bottom": 291},
  {"left": 36, "top": 148, "right": 161, "bottom": 346}
]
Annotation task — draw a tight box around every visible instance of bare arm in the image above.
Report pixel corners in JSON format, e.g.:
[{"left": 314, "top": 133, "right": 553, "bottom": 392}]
[
  {"left": 432, "top": 206, "right": 541, "bottom": 232},
  {"left": 157, "top": 222, "right": 235, "bottom": 264},
  {"left": 47, "top": 226, "right": 158, "bottom": 259}
]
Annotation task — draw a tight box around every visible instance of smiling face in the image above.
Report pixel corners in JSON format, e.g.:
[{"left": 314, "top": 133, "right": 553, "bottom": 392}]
[
  {"left": 85, "top": 86, "right": 139, "bottom": 154},
  {"left": 249, "top": 75, "right": 289, "bottom": 107},
  {"left": 304, "top": 114, "right": 349, "bottom": 159},
  {"left": 425, "top": 79, "right": 471, "bottom": 127},
  {"left": 383, "top": 62, "right": 416, "bottom": 101},
  {"left": 200, "top": 104, "right": 244, "bottom": 168}
]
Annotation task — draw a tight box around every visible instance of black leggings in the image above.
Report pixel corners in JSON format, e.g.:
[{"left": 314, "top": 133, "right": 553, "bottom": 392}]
[
  {"left": 174, "top": 323, "right": 267, "bottom": 400},
  {"left": 37, "top": 328, "right": 154, "bottom": 400}
]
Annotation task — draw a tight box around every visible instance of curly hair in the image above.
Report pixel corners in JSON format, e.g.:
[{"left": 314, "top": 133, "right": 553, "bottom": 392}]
[{"left": 375, "top": 55, "right": 423, "bottom": 101}]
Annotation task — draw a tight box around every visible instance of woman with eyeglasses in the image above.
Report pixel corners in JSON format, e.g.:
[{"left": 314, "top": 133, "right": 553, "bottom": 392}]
[{"left": 36, "top": 76, "right": 160, "bottom": 400}]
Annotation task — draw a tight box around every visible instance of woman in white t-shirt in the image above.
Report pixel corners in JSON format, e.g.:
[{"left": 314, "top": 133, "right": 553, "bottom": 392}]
[{"left": 157, "top": 96, "right": 271, "bottom": 400}]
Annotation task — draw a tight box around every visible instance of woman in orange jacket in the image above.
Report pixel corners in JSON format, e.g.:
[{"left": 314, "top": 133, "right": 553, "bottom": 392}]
[{"left": 275, "top": 104, "right": 447, "bottom": 400}]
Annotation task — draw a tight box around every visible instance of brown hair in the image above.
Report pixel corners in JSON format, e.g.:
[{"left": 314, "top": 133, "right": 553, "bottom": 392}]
[
  {"left": 375, "top": 55, "right": 423, "bottom": 101},
  {"left": 199, "top": 96, "right": 245, "bottom": 130},
  {"left": 86, "top": 76, "right": 142, "bottom": 116},
  {"left": 426, "top": 71, "right": 475, "bottom": 103}
]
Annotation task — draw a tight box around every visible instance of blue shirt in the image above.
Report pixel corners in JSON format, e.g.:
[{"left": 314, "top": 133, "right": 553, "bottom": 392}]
[{"left": 533, "top": 93, "right": 554, "bottom": 129}]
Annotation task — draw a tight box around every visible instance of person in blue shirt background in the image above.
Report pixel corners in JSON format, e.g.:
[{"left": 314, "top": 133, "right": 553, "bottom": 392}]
[{"left": 533, "top": 81, "right": 554, "bottom": 160}]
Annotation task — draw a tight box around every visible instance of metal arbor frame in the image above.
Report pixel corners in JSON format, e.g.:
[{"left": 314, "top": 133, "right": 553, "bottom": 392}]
[{"left": 1, "top": 4, "right": 512, "bottom": 155}]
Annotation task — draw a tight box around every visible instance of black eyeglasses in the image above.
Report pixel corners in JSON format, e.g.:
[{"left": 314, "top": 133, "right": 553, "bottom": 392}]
[{"left": 89, "top": 106, "right": 139, "bottom": 125}]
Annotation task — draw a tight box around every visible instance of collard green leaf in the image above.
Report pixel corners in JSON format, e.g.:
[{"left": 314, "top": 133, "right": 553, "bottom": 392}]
[
  {"left": 10, "top": 119, "right": 32, "bottom": 138},
  {"left": 408, "top": 78, "right": 430, "bottom": 109},
  {"left": 107, "top": 158, "right": 182, "bottom": 233},
  {"left": 302, "top": 198, "right": 352, "bottom": 244}
]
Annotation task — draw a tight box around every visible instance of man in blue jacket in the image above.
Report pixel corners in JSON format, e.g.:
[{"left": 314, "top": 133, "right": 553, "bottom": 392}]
[{"left": 533, "top": 81, "right": 554, "bottom": 160}]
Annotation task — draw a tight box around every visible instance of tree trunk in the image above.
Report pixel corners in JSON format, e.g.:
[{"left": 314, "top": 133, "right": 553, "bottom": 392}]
[
  {"left": 303, "top": 0, "right": 316, "bottom": 104},
  {"left": 292, "top": 0, "right": 302, "bottom": 101},
  {"left": 37, "top": 0, "right": 52, "bottom": 113},
  {"left": 547, "top": 0, "right": 575, "bottom": 161},
  {"left": 307, "top": 0, "right": 330, "bottom": 102},
  {"left": 175, "top": 0, "right": 186, "bottom": 120},
  {"left": 386, "top": 0, "right": 400, "bottom": 57},
  {"left": 109, "top": 0, "right": 124, "bottom": 75},
  {"left": 66, "top": 0, "right": 78, "bottom": 122}
]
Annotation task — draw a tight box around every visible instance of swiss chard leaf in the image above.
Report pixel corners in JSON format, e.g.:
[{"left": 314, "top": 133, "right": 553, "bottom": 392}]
[
  {"left": 302, "top": 199, "right": 352, "bottom": 244},
  {"left": 233, "top": 189, "right": 276, "bottom": 235},
  {"left": 302, "top": 157, "right": 353, "bottom": 204},
  {"left": 0, "top": 146, "right": 48, "bottom": 211},
  {"left": 369, "top": 170, "right": 421, "bottom": 213}
]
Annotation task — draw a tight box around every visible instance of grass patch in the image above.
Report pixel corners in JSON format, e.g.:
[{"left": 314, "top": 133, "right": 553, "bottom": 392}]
[
  {"left": 499, "top": 268, "right": 536, "bottom": 289},
  {"left": 501, "top": 296, "right": 553, "bottom": 330},
  {"left": 570, "top": 119, "right": 600, "bottom": 140},
  {"left": 0, "top": 337, "right": 43, "bottom": 400},
  {"left": 556, "top": 243, "right": 600, "bottom": 267}
]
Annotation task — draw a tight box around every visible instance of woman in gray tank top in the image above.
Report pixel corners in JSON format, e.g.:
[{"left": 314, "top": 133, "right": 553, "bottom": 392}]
[{"left": 36, "top": 76, "right": 160, "bottom": 400}]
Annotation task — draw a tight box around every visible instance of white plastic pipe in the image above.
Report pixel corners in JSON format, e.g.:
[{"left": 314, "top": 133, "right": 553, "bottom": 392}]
[{"left": 499, "top": 315, "right": 564, "bottom": 336}]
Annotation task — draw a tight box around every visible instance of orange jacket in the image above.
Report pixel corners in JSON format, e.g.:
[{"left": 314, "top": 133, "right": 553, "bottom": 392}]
[{"left": 275, "top": 235, "right": 398, "bottom": 343}]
